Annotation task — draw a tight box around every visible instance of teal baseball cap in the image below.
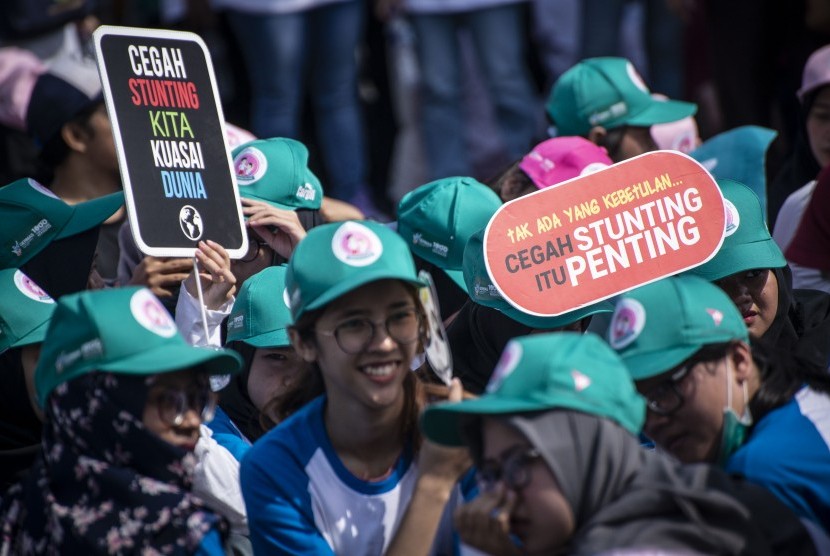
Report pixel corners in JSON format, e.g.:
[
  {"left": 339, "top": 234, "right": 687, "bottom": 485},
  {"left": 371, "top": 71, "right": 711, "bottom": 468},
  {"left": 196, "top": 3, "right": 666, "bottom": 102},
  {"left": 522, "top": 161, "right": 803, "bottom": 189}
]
[
  {"left": 547, "top": 57, "right": 697, "bottom": 136},
  {"left": 35, "top": 287, "right": 242, "bottom": 407},
  {"left": 286, "top": 220, "right": 425, "bottom": 321},
  {"left": 421, "top": 332, "right": 646, "bottom": 446},
  {"left": 690, "top": 126, "right": 777, "bottom": 223},
  {"left": 462, "top": 228, "right": 613, "bottom": 328},
  {"left": 226, "top": 265, "right": 292, "bottom": 348},
  {"left": 608, "top": 275, "right": 748, "bottom": 381},
  {"left": 0, "top": 269, "right": 56, "bottom": 352},
  {"left": 232, "top": 138, "right": 323, "bottom": 211},
  {"left": 0, "top": 178, "right": 124, "bottom": 269},
  {"left": 685, "top": 179, "right": 785, "bottom": 282},
  {"left": 397, "top": 176, "right": 502, "bottom": 293}
]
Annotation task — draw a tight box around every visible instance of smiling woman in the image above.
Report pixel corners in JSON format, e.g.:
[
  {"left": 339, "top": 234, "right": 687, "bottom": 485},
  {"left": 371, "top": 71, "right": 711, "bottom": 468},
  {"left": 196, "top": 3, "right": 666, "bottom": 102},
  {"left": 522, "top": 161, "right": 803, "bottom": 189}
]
[{"left": 240, "top": 220, "right": 474, "bottom": 555}]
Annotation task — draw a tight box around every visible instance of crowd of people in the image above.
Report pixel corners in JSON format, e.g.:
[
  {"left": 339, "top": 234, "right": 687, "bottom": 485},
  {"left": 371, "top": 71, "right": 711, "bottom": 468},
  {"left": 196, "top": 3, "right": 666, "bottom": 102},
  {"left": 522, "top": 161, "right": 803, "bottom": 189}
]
[{"left": 0, "top": 2, "right": 829, "bottom": 555}]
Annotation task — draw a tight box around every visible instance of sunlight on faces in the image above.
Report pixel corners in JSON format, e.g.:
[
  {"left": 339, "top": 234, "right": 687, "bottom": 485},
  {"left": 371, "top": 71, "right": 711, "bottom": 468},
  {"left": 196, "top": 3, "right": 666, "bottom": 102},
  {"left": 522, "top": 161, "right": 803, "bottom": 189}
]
[
  {"left": 715, "top": 269, "right": 778, "bottom": 338},
  {"left": 300, "top": 280, "right": 421, "bottom": 411},
  {"left": 142, "top": 368, "right": 215, "bottom": 451},
  {"left": 247, "top": 347, "right": 304, "bottom": 411},
  {"left": 481, "top": 418, "right": 574, "bottom": 555}
]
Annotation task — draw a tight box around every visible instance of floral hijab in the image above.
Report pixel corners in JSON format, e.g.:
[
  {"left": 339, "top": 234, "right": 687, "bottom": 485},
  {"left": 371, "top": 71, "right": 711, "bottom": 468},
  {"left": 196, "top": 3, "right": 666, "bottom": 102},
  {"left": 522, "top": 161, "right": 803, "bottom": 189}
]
[{"left": 0, "top": 371, "right": 225, "bottom": 555}]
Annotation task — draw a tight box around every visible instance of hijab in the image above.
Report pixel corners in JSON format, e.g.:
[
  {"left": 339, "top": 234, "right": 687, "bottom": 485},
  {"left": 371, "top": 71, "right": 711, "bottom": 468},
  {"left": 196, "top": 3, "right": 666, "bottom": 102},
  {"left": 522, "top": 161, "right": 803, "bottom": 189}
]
[
  {"left": 0, "top": 348, "right": 42, "bottom": 491},
  {"left": 507, "top": 411, "right": 815, "bottom": 556},
  {"left": 0, "top": 371, "right": 225, "bottom": 555},
  {"left": 786, "top": 164, "right": 830, "bottom": 272},
  {"left": 218, "top": 341, "right": 264, "bottom": 442}
]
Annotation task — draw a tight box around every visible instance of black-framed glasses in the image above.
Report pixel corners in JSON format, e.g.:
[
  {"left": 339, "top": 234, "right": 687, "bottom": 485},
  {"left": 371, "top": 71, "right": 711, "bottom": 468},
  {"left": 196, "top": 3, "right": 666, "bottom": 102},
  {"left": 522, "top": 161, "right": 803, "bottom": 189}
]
[
  {"left": 239, "top": 237, "right": 270, "bottom": 263},
  {"left": 643, "top": 364, "right": 693, "bottom": 416},
  {"left": 316, "top": 308, "right": 421, "bottom": 354},
  {"left": 151, "top": 386, "right": 217, "bottom": 426},
  {"left": 477, "top": 446, "right": 541, "bottom": 492}
]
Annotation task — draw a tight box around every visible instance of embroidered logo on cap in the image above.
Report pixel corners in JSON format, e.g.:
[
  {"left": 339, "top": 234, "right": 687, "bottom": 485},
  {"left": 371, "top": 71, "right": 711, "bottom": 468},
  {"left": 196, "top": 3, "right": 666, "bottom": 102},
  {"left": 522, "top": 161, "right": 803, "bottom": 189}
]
[
  {"left": 609, "top": 298, "right": 646, "bottom": 349},
  {"left": 486, "top": 340, "right": 522, "bottom": 394},
  {"left": 723, "top": 199, "right": 740, "bottom": 237},
  {"left": 331, "top": 222, "right": 382, "bottom": 267},
  {"left": 571, "top": 369, "right": 591, "bottom": 392},
  {"left": 234, "top": 147, "right": 267, "bottom": 185},
  {"left": 13, "top": 270, "right": 53, "bottom": 303},
  {"left": 296, "top": 183, "right": 316, "bottom": 201},
  {"left": 706, "top": 308, "right": 724, "bottom": 326},
  {"left": 282, "top": 288, "right": 291, "bottom": 308},
  {"left": 229, "top": 314, "right": 244, "bottom": 330},
  {"left": 130, "top": 289, "right": 177, "bottom": 338},
  {"left": 179, "top": 205, "right": 203, "bottom": 241}
]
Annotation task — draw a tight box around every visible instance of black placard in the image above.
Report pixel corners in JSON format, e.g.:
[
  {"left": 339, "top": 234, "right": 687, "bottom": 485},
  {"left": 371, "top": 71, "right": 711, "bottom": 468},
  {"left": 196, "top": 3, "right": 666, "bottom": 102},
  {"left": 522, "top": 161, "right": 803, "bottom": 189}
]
[{"left": 94, "top": 26, "right": 246, "bottom": 257}]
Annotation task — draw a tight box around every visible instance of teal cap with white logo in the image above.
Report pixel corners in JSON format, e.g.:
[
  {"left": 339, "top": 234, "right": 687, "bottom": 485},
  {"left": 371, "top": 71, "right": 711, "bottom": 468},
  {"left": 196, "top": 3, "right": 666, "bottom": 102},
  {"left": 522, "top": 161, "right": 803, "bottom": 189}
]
[
  {"left": 232, "top": 138, "right": 323, "bottom": 211},
  {"left": 226, "top": 265, "right": 292, "bottom": 347},
  {"left": 0, "top": 269, "right": 56, "bottom": 352},
  {"left": 421, "top": 332, "right": 646, "bottom": 446},
  {"left": 35, "top": 287, "right": 242, "bottom": 407}
]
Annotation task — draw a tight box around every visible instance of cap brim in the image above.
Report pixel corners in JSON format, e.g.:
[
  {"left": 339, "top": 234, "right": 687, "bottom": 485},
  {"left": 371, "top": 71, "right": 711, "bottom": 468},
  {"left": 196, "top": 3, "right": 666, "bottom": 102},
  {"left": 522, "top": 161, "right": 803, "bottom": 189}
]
[
  {"left": 501, "top": 299, "right": 614, "bottom": 329},
  {"left": 57, "top": 191, "right": 124, "bottom": 239},
  {"left": 687, "top": 238, "right": 786, "bottom": 282},
  {"left": 422, "top": 397, "right": 552, "bottom": 446},
  {"left": 9, "top": 319, "right": 51, "bottom": 350},
  {"left": 98, "top": 343, "right": 242, "bottom": 377},
  {"left": 620, "top": 344, "right": 700, "bottom": 381},
  {"left": 240, "top": 328, "right": 291, "bottom": 348},
  {"left": 627, "top": 99, "right": 697, "bottom": 128},
  {"left": 240, "top": 191, "right": 300, "bottom": 212},
  {"left": 301, "top": 269, "right": 426, "bottom": 318},
  {"left": 442, "top": 268, "right": 468, "bottom": 294}
]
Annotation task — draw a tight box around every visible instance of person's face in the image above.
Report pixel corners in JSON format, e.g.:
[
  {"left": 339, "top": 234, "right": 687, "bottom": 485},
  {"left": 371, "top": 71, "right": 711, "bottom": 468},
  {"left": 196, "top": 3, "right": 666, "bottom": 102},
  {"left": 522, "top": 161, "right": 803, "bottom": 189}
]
[
  {"left": 142, "top": 369, "right": 215, "bottom": 452},
  {"left": 296, "top": 280, "right": 421, "bottom": 413},
  {"left": 715, "top": 268, "right": 779, "bottom": 338},
  {"left": 637, "top": 355, "right": 734, "bottom": 463},
  {"left": 247, "top": 346, "right": 304, "bottom": 411},
  {"left": 807, "top": 86, "right": 830, "bottom": 168},
  {"left": 82, "top": 104, "right": 119, "bottom": 176},
  {"left": 481, "top": 418, "right": 574, "bottom": 554}
]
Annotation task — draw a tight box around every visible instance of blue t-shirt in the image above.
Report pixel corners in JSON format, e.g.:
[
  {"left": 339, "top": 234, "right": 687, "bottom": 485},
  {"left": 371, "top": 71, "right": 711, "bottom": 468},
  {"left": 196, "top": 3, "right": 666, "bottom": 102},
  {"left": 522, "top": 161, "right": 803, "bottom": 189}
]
[
  {"left": 195, "top": 528, "right": 225, "bottom": 555},
  {"left": 726, "top": 386, "right": 830, "bottom": 531},
  {"left": 240, "top": 395, "right": 474, "bottom": 555},
  {"left": 207, "top": 406, "right": 252, "bottom": 462}
]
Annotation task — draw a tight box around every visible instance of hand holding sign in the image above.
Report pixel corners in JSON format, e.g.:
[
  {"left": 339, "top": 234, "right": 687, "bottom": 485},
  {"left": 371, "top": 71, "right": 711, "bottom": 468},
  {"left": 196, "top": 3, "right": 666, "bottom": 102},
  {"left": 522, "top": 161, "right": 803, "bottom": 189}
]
[
  {"left": 484, "top": 151, "right": 725, "bottom": 316},
  {"left": 242, "top": 198, "right": 308, "bottom": 261}
]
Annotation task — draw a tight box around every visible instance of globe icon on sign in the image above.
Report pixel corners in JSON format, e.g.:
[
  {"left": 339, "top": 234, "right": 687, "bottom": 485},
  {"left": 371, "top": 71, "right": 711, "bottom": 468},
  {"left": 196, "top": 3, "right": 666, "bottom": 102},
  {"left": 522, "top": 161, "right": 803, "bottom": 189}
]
[{"left": 179, "top": 205, "right": 203, "bottom": 241}]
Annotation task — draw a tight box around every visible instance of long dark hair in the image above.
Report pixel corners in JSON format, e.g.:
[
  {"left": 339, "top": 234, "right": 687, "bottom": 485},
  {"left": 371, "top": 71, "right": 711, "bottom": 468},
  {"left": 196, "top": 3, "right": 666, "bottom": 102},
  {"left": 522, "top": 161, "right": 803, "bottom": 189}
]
[{"left": 267, "top": 284, "right": 429, "bottom": 452}]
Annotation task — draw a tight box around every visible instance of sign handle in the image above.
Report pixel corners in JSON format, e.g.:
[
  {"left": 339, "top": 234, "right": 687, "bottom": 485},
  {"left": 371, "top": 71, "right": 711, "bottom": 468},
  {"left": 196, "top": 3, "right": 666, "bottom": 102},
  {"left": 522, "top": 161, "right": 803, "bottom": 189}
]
[{"left": 192, "top": 257, "right": 211, "bottom": 344}]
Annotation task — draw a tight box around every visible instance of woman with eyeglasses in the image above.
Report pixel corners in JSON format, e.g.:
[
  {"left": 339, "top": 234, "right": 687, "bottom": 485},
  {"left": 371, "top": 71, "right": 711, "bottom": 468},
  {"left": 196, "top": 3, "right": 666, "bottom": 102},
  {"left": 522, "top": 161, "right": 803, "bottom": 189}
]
[
  {"left": 240, "top": 220, "right": 473, "bottom": 555},
  {"left": 0, "top": 287, "right": 244, "bottom": 554},
  {"left": 610, "top": 275, "right": 830, "bottom": 533},
  {"left": 421, "top": 332, "right": 821, "bottom": 555}
]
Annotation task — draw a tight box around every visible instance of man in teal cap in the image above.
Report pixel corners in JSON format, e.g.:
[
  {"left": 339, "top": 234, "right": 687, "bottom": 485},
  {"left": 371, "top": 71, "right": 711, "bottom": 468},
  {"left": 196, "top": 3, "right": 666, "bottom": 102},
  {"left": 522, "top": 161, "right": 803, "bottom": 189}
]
[
  {"left": 547, "top": 57, "right": 697, "bottom": 162},
  {"left": 421, "top": 331, "right": 813, "bottom": 554}
]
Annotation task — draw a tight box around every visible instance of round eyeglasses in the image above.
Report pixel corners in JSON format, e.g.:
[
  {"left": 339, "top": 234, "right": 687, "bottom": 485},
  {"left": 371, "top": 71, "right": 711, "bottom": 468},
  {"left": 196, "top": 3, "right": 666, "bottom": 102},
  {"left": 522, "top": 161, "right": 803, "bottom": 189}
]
[
  {"left": 643, "top": 364, "right": 693, "bottom": 416},
  {"left": 151, "top": 386, "right": 217, "bottom": 427},
  {"left": 316, "top": 308, "right": 421, "bottom": 354},
  {"left": 239, "top": 237, "right": 271, "bottom": 263},
  {"left": 477, "top": 446, "right": 541, "bottom": 492}
]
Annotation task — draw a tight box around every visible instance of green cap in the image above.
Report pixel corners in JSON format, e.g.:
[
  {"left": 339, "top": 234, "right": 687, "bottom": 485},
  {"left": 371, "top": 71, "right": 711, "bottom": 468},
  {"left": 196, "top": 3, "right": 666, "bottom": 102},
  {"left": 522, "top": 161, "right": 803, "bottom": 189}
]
[
  {"left": 35, "top": 287, "right": 242, "bottom": 407},
  {"left": 232, "top": 138, "right": 323, "bottom": 211},
  {"left": 547, "top": 57, "right": 697, "bottom": 136},
  {"left": 286, "top": 220, "right": 424, "bottom": 321},
  {"left": 397, "top": 177, "right": 502, "bottom": 293},
  {"left": 462, "top": 227, "right": 613, "bottom": 328},
  {"left": 0, "top": 178, "right": 124, "bottom": 269},
  {"left": 421, "top": 332, "right": 646, "bottom": 446},
  {"left": 686, "top": 179, "right": 785, "bottom": 282},
  {"left": 608, "top": 275, "right": 748, "bottom": 381},
  {"left": 0, "top": 269, "right": 56, "bottom": 352},
  {"left": 226, "top": 265, "right": 292, "bottom": 347}
]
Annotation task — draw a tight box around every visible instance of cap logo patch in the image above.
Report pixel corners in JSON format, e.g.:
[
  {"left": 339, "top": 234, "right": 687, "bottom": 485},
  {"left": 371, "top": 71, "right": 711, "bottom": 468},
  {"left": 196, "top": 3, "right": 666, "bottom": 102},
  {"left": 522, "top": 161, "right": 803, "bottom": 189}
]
[
  {"left": 10, "top": 218, "right": 52, "bottom": 258},
  {"left": 229, "top": 314, "right": 244, "bottom": 330},
  {"left": 130, "top": 289, "right": 177, "bottom": 338},
  {"left": 486, "top": 340, "right": 522, "bottom": 394},
  {"left": 571, "top": 369, "right": 591, "bottom": 392},
  {"left": 528, "top": 150, "right": 555, "bottom": 171},
  {"left": 13, "top": 270, "right": 53, "bottom": 303},
  {"left": 626, "top": 62, "right": 650, "bottom": 93},
  {"left": 723, "top": 199, "right": 740, "bottom": 237},
  {"left": 179, "top": 205, "right": 203, "bottom": 241},
  {"left": 296, "top": 183, "right": 316, "bottom": 201},
  {"left": 609, "top": 298, "right": 646, "bottom": 349},
  {"left": 473, "top": 281, "right": 501, "bottom": 300},
  {"left": 706, "top": 308, "right": 723, "bottom": 326},
  {"left": 589, "top": 101, "right": 627, "bottom": 126},
  {"left": 234, "top": 147, "right": 267, "bottom": 185},
  {"left": 282, "top": 287, "right": 291, "bottom": 308},
  {"left": 331, "top": 222, "right": 382, "bottom": 267}
]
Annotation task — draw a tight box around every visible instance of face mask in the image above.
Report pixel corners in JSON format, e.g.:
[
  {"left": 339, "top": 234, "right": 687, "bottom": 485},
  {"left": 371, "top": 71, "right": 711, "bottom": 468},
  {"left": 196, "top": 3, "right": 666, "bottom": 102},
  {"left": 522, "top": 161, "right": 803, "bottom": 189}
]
[{"left": 716, "top": 366, "right": 752, "bottom": 466}]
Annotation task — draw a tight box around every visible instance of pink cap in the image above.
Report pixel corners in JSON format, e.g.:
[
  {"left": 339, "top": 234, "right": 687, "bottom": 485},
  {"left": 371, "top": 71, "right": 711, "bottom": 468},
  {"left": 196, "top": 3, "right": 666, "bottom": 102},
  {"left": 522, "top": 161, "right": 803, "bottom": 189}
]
[
  {"left": 0, "top": 48, "right": 45, "bottom": 131},
  {"left": 798, "top": 44, "right": 830, "bottom": 102},
  {"left": 519, "top": 136, "right": 612, "bottom": 189}
]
